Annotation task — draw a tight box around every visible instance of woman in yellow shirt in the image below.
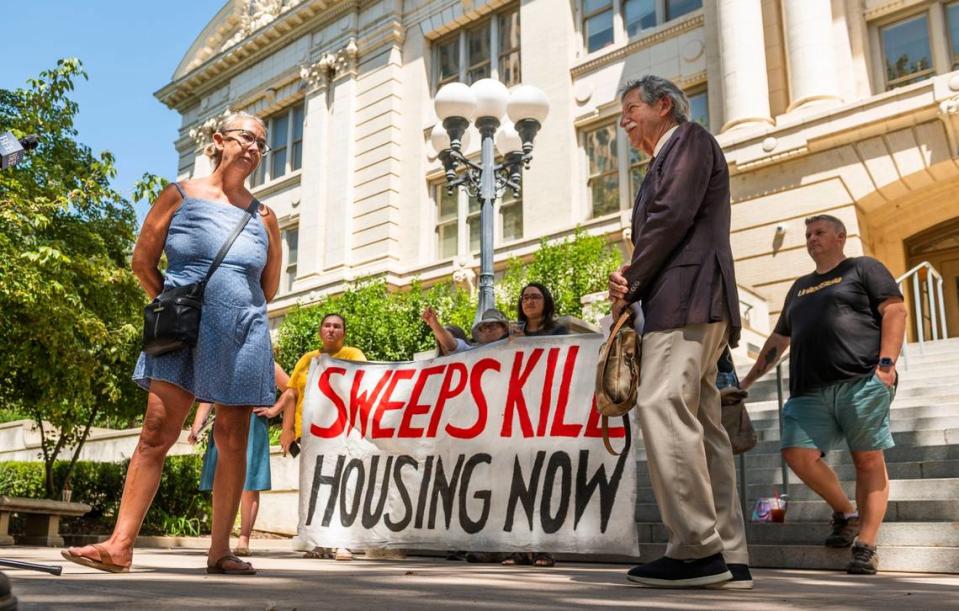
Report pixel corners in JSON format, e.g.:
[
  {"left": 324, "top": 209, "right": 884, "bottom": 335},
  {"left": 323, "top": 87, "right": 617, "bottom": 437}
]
[{"left": 278, "top": 313, "right": 365, "bottom": 561}]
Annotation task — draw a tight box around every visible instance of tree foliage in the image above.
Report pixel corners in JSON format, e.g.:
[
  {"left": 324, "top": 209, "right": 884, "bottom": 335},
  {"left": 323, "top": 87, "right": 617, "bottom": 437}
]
[
  {"left": 275, "top": 229, "right": 621, "bottom": 366},
  {"left": 276, "top": 279, "right": 476, "bottom": 367},
  {"left": 497, "top": 227, "right": 621, "bottom": 320},
  {"left": 0, "top": 59, "right": 144, "bottom": 497}
]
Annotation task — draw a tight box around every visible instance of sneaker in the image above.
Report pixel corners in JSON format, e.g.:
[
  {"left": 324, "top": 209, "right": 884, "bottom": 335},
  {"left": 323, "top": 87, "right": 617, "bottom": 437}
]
[
  {"left": 706, "top": 564, "right": 753, "bottom": 590},
  {"left": 847, "top": 540, "right": 879, "bottom": 575},
  {"left": 334, "top": 548, "right": 353, "bottom": 561},
  {"left": 825, "top": 512, "right": 860, "bottom": 548},
  {"left": 626, "top": 553, "right": 732, "bottom": 588}
]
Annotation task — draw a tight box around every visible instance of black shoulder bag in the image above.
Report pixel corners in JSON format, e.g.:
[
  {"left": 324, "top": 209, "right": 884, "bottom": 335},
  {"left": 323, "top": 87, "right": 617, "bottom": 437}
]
[{"left": 141, "top": 198, "right": 260, "bottom": 356}]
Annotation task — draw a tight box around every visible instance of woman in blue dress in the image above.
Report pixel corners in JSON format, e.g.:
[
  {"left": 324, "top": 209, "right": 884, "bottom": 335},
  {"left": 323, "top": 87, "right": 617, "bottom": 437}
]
[{"left": 62, "top": 112, "right": 281, "bottom": 575}]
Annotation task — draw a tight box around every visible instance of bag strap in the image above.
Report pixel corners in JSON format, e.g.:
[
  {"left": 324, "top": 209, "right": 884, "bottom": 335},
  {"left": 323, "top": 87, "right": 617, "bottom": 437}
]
[
  {"left": 602, "top": 414, "right": 631, "bottom": 456},
  {"left": 598, "top": 310, "right": 634, "bottom": 361},
  {"left": 199, "top": 198, "right": 260, "bottom": 290}
]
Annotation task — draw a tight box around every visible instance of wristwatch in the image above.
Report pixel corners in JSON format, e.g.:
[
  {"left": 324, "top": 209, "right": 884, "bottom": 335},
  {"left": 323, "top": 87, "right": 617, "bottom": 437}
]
[{"left": 878, "top": 357, "right": 895, "bottom": 371}]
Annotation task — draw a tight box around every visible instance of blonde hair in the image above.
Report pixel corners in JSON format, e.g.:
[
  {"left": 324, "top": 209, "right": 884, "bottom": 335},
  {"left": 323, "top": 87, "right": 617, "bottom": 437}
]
[{"left": 203, "top": 111, "right": 267, "bottom": 169}]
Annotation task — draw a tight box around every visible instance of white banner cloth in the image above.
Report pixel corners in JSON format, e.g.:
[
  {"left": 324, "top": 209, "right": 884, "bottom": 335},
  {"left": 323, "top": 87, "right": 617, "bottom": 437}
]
[{"left": 297, "top": 334, "right": 638, "bottom": 555}]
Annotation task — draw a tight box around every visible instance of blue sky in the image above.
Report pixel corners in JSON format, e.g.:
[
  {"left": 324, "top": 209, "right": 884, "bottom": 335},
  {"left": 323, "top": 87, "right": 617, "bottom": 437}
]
[{"left": 3, "top": 1, "right": 225, "bottom": 222}]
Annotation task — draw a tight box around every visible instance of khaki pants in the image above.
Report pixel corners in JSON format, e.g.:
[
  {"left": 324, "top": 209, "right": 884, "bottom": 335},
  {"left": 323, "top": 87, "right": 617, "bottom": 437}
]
[{"left": 636, "top": 321, "right": 749, "bottom": 564}]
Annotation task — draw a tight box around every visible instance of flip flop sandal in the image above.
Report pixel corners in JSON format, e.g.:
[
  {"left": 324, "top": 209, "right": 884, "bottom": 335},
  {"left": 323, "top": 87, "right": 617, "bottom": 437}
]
[
  {"left": 502, "top": 552, "right": 532, "bottom": 566},
  {"left": 207, "top": 554, "right": 256, "bottom": 575},
  {"left": 533, "top": 553, "right": 555, "bottom": 567},
  {"left": 60, "top": 544, "right": 130, "bottom": 573}
]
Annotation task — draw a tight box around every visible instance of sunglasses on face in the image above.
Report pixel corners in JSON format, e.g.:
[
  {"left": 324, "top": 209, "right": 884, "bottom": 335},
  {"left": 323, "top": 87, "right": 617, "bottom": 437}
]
[{"left": 220, "top": 129, "right": 270, "bottom": 154}]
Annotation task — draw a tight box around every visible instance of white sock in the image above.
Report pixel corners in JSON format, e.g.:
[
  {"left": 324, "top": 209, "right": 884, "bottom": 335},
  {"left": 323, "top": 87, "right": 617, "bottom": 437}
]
[{"left": 843, "top": 511, "right": 859, "bottom": 520}]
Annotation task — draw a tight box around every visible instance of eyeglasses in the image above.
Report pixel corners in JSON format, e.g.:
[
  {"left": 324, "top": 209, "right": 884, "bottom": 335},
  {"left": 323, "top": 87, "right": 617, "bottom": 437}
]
[
  {"left": 220, "top": 129, "right": 270, "bottom": 154},
  {"left": 521, "top": 294, "right": 544, "bottom": 302}
]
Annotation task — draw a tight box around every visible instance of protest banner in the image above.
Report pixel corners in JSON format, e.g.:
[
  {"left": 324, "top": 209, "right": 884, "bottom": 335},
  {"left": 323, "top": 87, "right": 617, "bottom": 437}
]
[{"left": 297, "top": 334, "right": 638, "bottom": 555}]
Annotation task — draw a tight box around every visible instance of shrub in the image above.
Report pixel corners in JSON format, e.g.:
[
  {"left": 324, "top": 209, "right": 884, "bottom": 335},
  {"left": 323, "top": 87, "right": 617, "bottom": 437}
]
[
  {"left": 0, "top": 455, "right": 211, "bottom": 536},
  {"left": 275, "top": 228, "right": 621, "bottom": 365}
]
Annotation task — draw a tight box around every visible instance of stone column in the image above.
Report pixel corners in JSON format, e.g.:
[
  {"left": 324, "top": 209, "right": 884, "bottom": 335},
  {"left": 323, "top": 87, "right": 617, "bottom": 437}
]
[
  {"left": 293, "top": 54, "right": 335, "bottom": 283},
  {"left": 716, "top": 0, "right": 773, "bottom": 132},
  {"left": 781, "top": 0, "right": 841, "bottom": 111},
  {"left": 322, "top": 39, "right": 359, "bottom": 273}
]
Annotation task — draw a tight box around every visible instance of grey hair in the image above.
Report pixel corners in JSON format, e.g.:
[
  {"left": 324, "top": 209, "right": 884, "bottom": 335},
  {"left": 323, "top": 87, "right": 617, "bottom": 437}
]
[
  {"left": 619, "top": 75, "right": 690, "bottom": 124},
  {"left": 805, "top": 214, "right": 847, "bottom": 235},
  {"left": 204, "top": 111, "right": 267, "bottom": 169}
]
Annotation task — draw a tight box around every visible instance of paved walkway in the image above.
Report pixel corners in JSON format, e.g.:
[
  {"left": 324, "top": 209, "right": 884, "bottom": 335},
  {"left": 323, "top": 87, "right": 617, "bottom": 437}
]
[{"left": 2, "top": 546, "right": 958, "bottom": 610}]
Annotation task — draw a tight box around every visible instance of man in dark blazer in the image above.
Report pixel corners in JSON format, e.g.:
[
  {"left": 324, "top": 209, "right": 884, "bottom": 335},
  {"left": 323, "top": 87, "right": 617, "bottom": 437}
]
[{"left": 608, "top": 75, "right": 750, "bottom": 589}]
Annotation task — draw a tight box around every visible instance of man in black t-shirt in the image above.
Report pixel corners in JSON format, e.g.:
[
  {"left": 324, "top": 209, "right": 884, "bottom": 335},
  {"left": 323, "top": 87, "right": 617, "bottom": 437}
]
[{"left": 740, "top": 215, "right": 906, "bottom": 576}]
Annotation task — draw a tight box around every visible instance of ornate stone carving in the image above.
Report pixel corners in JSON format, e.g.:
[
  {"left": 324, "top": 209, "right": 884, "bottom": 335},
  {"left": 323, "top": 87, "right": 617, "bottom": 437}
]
[
  {"left": 941, "top": 95, "right": 959, "bottom": 116},
  {"left": 333, "top": 38, "right": 359, "bottom": 78},
  {"left": 300, "top": 54, "right": 335, "bottom": 93},
  {"left": 188, "top": 109, "right": 232, "bottom": 150}
]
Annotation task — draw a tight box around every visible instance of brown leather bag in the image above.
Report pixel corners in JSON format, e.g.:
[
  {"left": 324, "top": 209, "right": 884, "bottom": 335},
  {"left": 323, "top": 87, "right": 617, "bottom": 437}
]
[
  {"left": 720, "top": 387, "right": 757, "bottom": 455},
  {"left": 594, "top": 311, "right": 641, "bottom": 455}
]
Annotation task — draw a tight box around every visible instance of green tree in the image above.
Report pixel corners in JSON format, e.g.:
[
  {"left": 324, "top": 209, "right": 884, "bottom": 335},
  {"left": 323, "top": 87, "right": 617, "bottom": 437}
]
[
  {"left": 0, "top": 59, "right": 144, "bottom": 497},
  {"left": 497, "top": 227, "right": 621, "bottom": 320},
  {"left": 276, "top": 278, "right": 475, "bottom": 367}
]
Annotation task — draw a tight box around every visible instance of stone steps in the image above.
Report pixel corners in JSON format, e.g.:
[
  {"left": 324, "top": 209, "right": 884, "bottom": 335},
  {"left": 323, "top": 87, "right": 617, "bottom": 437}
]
[
  {"left": 636, "top": 543, "right": 959, "bottom": 573},
  {"left": 635, "top": 499, "right": 959, "bottom": 523},
  {"left": 636, "top": 521, "right": 959, "bottom": 547},
  {"left": 632, "top": 338, "right": 959, "bottom": 572},
  {"left": 634, "top": 428, "right": 959, "bottom": 461}
]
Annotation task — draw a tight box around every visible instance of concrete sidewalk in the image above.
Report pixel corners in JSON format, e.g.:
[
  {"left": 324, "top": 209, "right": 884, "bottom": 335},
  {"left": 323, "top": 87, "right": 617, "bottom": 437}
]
[{"left": 2, "top": 546, "right": 958, "bottom": 610}]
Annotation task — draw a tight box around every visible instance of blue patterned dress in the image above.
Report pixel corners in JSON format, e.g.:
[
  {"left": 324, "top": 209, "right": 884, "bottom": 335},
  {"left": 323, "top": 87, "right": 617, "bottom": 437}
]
[{"left": 133, "top": 184, "right": 275, "bottom": 407}]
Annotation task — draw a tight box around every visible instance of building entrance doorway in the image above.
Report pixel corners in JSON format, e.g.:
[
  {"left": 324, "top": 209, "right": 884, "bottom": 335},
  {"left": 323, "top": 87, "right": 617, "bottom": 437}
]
[{"left": 905, "top": 218, "right": 959, "bottom": 340}]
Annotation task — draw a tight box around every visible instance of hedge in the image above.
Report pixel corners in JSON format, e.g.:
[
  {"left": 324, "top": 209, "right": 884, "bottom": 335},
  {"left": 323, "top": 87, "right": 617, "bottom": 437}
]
[
  {"left": 0, "top": 455, "right": 211, "bottom": 537},
  {"left": 276, "top": 228, "right": 621, "bottom": 368}
]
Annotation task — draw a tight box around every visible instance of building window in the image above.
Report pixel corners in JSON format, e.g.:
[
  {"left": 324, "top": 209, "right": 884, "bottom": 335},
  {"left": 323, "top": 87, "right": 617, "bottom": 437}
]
[
  {"left": 584, "top": 0, "right": 615, "bottom": 53},
  {"left": 585, "top": 123, "right": 620, "bottom": 217},
  {"left": 436, "top": 38, "right": 460, "bottom": 88},
  {"left": 501, "top": 190, "right": 523, "bottom": 243},
  {"left": 666, "top": 0, "right": 702, "bottom": 21},
  {"left": 881, "top": 14, "right": 934, "bottom": 90},
  {"left": 499, "top": 10, "right": 522, "bottom": 86},
  {"left": 433, "top": 182, "right": 523, "bottom": 259},
  {"left": 628, "top": 146, "right": 650, "bottom": 200},
  {"left": 283, "top": 226, "right": 298, "bottom": 292},
  {"left": 624, "top": 0, "right": 656, "bottom": 38},
  {"left": 587, "top": 86, "right": 705, "bottom": 217},
  {"left": 689, "top": 89, "right": 709, "bottom": 130},
  {"left": 611, "top": 0, "right": 702, "bottom": 44},
  {"left": 948, "top": 2, "right": 959, "bottom": 69},
  {"left": 251, "top": 103, "right": 305, "bottom": 188},
  {"left": 436, "top": 185, "right": 459, "bottom": 259},
  {"left": 433, "top": 5, "right": 521, "bottom": 89}
]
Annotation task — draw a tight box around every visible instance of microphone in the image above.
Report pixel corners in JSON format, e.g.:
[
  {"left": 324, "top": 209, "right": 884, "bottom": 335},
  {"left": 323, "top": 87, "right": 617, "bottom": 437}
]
[{"left": 0, "top": 132, "right": 40, "bottom": 170}]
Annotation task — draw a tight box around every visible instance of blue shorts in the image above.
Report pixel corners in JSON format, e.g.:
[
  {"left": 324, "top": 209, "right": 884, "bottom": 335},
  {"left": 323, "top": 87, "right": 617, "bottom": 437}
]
[{"left": 781, "top": 373, "right": 895, "bottom": 454}]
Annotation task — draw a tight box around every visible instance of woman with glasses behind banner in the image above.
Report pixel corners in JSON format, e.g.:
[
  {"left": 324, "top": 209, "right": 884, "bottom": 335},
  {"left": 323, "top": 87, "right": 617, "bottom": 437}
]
[
  {"left": 502, "top": 282, "right": 569, "bottom": 568},
  {"left": 61, "top": 112, "right": 281, "bottom": 576}
]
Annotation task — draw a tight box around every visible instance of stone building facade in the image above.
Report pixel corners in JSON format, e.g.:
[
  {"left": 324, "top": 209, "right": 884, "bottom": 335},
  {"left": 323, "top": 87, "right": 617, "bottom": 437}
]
[{"left": 157, "top": 0, "right": 959, "bottom": 350}]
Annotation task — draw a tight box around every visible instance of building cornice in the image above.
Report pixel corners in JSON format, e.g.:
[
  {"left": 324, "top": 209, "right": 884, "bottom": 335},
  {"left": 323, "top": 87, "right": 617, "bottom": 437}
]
[
  {"left": 155, "top": 0, "right": 359, "bottom": 110},
  {"left": 570, "top": 12, "right": 704, "bottom": 80}
]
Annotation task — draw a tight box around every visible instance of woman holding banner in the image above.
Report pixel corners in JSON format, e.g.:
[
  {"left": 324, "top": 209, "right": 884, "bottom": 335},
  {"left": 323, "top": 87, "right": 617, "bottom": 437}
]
[
  {"left": 282, "top": 313, "right": 366, "bottom": 561},
  {"left": 62, "top": 111, "right": 281, "bottom": 575}
]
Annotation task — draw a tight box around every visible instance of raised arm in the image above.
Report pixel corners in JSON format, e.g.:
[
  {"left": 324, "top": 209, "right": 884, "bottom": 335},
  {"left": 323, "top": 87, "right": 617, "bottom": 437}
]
[{"left": 422, "top": 306, "right": 457, "bottom": 355}]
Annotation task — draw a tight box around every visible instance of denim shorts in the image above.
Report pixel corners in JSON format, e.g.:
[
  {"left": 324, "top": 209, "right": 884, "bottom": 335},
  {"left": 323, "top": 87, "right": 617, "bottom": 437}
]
[{"left": 781, "top": 373, "right": 896, "bottom": 454}]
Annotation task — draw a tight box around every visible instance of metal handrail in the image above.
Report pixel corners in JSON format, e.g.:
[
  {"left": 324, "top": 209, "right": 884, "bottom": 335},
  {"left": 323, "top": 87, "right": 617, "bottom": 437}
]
[
  {"left": 896, "top": 261, "right": 948, "bottom": 350},
  {"left": 738, "top": 351, "right": 790, "bottom": 509}
]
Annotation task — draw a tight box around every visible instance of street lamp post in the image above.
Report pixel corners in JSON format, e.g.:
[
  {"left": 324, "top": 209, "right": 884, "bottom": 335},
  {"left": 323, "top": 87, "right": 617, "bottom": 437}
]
[{"left": 430, "top": 79, "right": 550, "bottom": 323}]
